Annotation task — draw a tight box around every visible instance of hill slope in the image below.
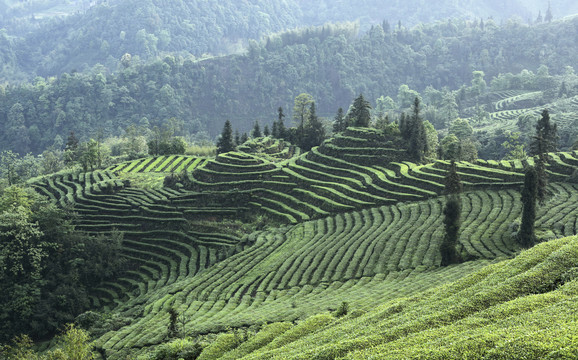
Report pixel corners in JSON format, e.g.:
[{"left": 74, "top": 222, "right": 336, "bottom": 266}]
[
  {"left": 235, "top": 235, "right": 578, "bottom": 359},
  {"left": 27, "top": 132, "right": 578, "bottom": 358}
]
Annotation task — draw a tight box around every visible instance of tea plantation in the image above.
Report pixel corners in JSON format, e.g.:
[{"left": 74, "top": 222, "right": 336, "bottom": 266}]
[{"left": 27, "top": 128, "right": 578, "bottom": 359}]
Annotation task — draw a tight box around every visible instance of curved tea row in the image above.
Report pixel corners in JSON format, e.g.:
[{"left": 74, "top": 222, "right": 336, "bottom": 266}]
[{"left": 95, "top": 184, "right": 578, "bottom": 356}]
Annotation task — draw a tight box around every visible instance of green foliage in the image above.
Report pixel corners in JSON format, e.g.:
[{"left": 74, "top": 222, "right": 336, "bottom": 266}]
[
  {"left": 153, "top": 337, "right": 203, "bottom": 360},
  {"left": 441, "top": 195, "right": 462, "bottom": 266},
  {"left": 444, "top": 161, "right": 462, "bottom": 195},
  {"left": 252, "top": 121, "right": 262, "bottom": 138},
  {"left": 0, "top": 184, "right": 125, "bottom": 341},
  {"left": 148, "top": 126, "right": 188, "bottom": 156},
  {"left": 332, "top": 108, "right": 347, "bottom": 134},
  {"left": 197, "top": 333, "right": 239, "bottom": 360},
  {"left": 300, "top": 102, "right": 326, "bottom": 151},
  {"left": 335, "top": 301, "right": 350, "bottom": 317},
  {"left": 47, "top": 324, "right": 96, "bottom": 360},
  {"left": 530, "top": 109, "right": 558, "bottom": 156},
  {"left": 518, "top": 166, "right": 537, "bottom": 247},
  {"left": 449, "top": 118, "right": 473, "bottom": 141},
  {"left": 350, "top": 94, "right": 372, "bottom": 127},
  {"left": 502, "top": 131, "right": 527, "bottom": 160},
  {"left": 407, "top": 97, "right": 428, "bottom": 163},
  {"left": 1, "top": 17, "right": 577, "bottom": 156}
]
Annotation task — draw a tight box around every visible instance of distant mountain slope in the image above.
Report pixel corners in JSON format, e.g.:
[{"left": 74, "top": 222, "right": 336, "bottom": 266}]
[
  {"left": 1, "top": 0, "right": 577, "bottom": 80},
  {"left": 1, "top": 17, "right": 577, "bottom": 155},
  {"left": 9, "top": 0, "right": 302, "bottom": 77}
]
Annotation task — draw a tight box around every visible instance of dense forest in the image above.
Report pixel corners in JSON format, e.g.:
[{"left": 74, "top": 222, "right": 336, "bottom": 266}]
[
  {"left": 1, "top": 0, "right": 577, "bottom": 81},
  {"left": 1, "top": 16, "right": 577, "bottom": 157}
]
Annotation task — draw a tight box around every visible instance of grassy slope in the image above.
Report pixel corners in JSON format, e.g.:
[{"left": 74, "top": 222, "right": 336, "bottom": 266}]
[{"left": 232, "top": 235, "right": 578, "bottom": 359}]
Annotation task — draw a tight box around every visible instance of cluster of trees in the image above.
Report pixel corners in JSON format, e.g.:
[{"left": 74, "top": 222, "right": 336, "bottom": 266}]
[{"left": 0, "top": 185, "right": 125, "bottom": 341}]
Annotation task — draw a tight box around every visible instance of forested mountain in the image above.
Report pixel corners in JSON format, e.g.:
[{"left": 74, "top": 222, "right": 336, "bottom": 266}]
[
  {"left": 1, "top": 16, "right": 577, "bottom": 155},
  {"left": 1, "top": 0, "right": 577, "bottom": 81}
]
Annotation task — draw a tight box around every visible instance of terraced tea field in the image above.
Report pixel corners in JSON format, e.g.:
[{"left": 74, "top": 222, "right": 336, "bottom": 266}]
[
  {"left": 27, "top": 128, "right": 578, "bottom": 359},
  {"left": 108, "top": 155, "right": 209, "bottom": 173},
  {"left": 30, "top": 170, "right": 251, "bottom": 309},
  {"left": 93, "top": 182, "right": 578, "bottom": 358}
]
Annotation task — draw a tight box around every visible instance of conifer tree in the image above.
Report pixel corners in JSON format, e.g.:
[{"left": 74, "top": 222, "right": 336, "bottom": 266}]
[
  {"left": 530, "top": 109, "right": 557, "bottom": 156},
  {"left": 252, "top": 121, "right": 262, "bottom": 138},
  {"left": 399, "top": 113, "right": 409, "bottom": 139},
  {"left": 277, "top": 106, "right": 286, "bottom": 139},
  {"left": 350, "top": 94, "right": 372, "bottom": 127},
  {"left": 234, "top": 129, "right": 240, "bottom": 146},
  {"left": 408, "top": 97, "right": 428, "bottom": 163},
  {"left": 332, "top": 107, "right": 347, "bottom": 134},
  {"left": 264, "top": 125, "right": 270, "bottom": 137},
  {"left": 530, "top": 109, "right": 557, "bottom": 204},
  {"left": 545, "top": 1, "right": 553, "bottom": 23},
  {"left": 441, "top": 160, "right": 463, "bottom": 266},
  {"left": 518, "top": 166, "right": 538, "bottom": 247},
  {"left": 536, "top": 10, "right": 543, "bottom": 23},
  {"left": 216, "top": 120, "right": 235, "bottom": 154},
  {"left": 445, "top": 160, "right": 462, "bottom": 195},
  {"left": 301, "top": 102, "right": 326, "bottom": 151},
  {"left": 240, "top": 132, "right": 249, "bottom": 144},
  {"left": 441, "top": 195, "right": 462, "bottom": 266}
]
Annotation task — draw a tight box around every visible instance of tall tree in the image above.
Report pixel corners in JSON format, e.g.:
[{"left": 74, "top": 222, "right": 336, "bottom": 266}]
[
  {"left": 302, "top": 102, "right": 326, "bottom": 151},
  {"left": 441, "top": 195, "right": 462, "bottom": 266},
  {"left": 293, "top": 93, "right": 314, "bottom": 139},
  {"left": 277, "top": 106, "right": 286, "bottom": 139},
  {"left": 216, "top": 120, "right": 235, "bottom": 155},
  {"left": 518, "top": 166, "right": 538, "bottom": 247},
  {"left": 441, "top": 159, "right": 463, "bottom": 266},
  {"left": 252, "top": 120, "right": 262, "bottom": 138},
  {"left": 545, "top": 1, "right": 553, "bottom": 22},
  {"left": 445, "top": 160, "right": 463, "bottom": 195},
  {"left": 530, "top": 109, "right": 557, "bottom": 204},
  {"left": 408, "top": 97, "right": 428, "bottom": 163},
  {"left": 332, "top": 107, "right": 347, "bottom": 134},
  {"left": 350, "top": 94, "right": 372, "bottom": 127},
  {"left": 64, "top": 131, "right": 79, "bottom": 166},
  {"left": 530, "top": 109, "right": 557, "bottom": 156}
]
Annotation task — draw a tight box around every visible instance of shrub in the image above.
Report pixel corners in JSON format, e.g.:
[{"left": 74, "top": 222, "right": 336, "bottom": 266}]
[
  {"left": 153, "top": 338, "right": 203, "bottom": 360},
  {"left": 335, "top": 301, "right": 349, "bottom": 317}
]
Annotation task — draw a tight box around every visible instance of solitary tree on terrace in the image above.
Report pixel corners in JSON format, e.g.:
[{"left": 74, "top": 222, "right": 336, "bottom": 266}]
[
  {"left": 216, "top": 120, "right": 235, "bottom": 155},
  {"left": 350, "top": 94, "right": 372, "bottom": 127},
  {"left": 518, "top": 166, "right": 538, "bottom": 247},
  {"left": 441, "top": 160, "right": 463, "bottom": 266}
]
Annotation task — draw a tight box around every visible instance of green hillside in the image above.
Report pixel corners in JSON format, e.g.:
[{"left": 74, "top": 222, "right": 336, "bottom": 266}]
[
  {"left": 2, "top": 2, "right": 578, "bottom": 358},
  {"left": 229, "top": 235, "right": 578, "bottom": 359},
  {"left": 20, "top": 126, "right": 578, "bottom": 358}
]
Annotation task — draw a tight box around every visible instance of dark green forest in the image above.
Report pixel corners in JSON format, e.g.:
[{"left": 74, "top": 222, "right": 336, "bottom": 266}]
[{"left": 1, "top": 16, "right": 577, "bottom": 157}]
